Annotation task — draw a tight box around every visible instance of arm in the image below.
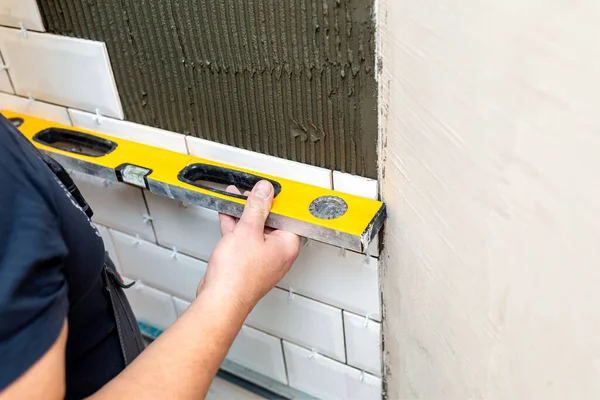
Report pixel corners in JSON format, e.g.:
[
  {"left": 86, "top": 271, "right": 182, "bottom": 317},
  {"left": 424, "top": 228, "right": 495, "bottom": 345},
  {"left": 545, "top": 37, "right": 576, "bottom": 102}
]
[{"left": 1, "top": 180, "right": 299, "bottom": 400}]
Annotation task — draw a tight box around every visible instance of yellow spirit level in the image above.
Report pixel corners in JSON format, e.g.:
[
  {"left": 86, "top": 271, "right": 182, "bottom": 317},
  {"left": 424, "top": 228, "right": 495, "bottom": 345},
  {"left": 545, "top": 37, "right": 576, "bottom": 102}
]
[{"left": 4, "top": 111, "right": 385, "bottom": 253}]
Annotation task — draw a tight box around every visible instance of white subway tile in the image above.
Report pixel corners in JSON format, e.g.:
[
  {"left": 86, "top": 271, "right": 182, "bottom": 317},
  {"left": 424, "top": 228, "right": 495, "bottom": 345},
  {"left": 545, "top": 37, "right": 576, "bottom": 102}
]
[
  {"left": 0, "top": 1, "right": 45, "bottom": 31},
  {"left": 0, "top": 92, "right": 71, "bottom": 125},
  {"left": 246, "top": 288, "right": 345, "bottom": 362},
  {"left": 332, "top": 171, "right": 378, "bottom": 200},
  {"left": 186, "top": 136, "right": 332, "bottom": 189},
  {"left": 124, "top": 281, "right": 177, "bottom": 331},
  {"left": 145, "top": 192, "right": 221, "bottom": 262},
  {"left": 227, "top": 326, "right": 287, "bottom": 385},
  {"left": 283, "top": 341, "right": 382, "bottom": 400},
  {"left": 0, "top": 28, "right": 123, "bottom": 118},
  {"left": 279, "top": 241, "right": 381, "bottom": 320},
  {"left": 0, "top": 68, "right": 12, "bottom": 94},
  {"left": 172, "top": 297, "right": 191, "bottom": 317},
  {"left": 93, "top": 224, "right": 122, "bottom": 273},
  {"left": 69, "top": 171, "right": 156, "bottom": 242},
  {"left": 68, "top": 109, "right": 187, "bottom": 154},
  {"left": 343, "top": 311, "right": 382, "bottom": 377},
  {"left": 111, "top": 230, "right": 206, "bottom": 302}
]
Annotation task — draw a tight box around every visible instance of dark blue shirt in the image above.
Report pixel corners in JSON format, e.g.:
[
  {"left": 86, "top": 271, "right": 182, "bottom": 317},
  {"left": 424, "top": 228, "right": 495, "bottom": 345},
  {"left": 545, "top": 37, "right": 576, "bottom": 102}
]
[{"left": 0, "top": 115, "right": 125, "bottom": 398}]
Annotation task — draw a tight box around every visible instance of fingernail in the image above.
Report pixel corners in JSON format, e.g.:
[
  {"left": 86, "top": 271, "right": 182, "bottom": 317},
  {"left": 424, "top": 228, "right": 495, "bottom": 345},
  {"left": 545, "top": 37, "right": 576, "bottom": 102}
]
[{"left": 254, "top": 180, "right": 272, "bottom": 199}]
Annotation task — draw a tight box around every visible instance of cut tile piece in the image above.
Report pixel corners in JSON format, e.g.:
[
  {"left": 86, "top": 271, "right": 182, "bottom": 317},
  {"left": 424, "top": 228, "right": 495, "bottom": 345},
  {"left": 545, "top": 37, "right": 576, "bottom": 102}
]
[
  {"left": 172, "top": 297, "right": 191, "bottom": 317},
  {"left": 246, "top": 288, "right": 345, "bottom": 362},
  {"left": 123, "top": 281, "right": 177, "bottom": 331},
  {"left": 111, "top": 230, "right": 207, "bottom": 302},
  {"left": 278, "top": 241, "right": 381, "bottom": 320},
  {"left": 69, "top": 171, "right": 156, "bottom": 242},
  {"left": 332, "top": 171, "right": 378, "bottom": 200},
  {"left": 186, "top": 136, "right": 332, "bottom": 189},
  {"left": 93, "top": 224, "right": 121, "bottom": 273},
  {"left": 0, "top": 1, "right": 45, "bottom": 31},
  {"left": 68, "top": 109, "right": 187, "bottom": 154},
  {"left": 226, "top": 326, "right": 288, "bottom": 385},
  {"left": 144, "top": 192, "right": 221, "bottom": 262},
  {"left": 0, "top": 27, "right": 123, "bottom": 118},
  {"left": 283, "top": 341, "right": 382, "bottom": 400},
  {"left": 343, "top": 311, "right": 382, "bottom": 377},
  {"left": 0, "top": 92, "right": 71, "bottom": 125}
]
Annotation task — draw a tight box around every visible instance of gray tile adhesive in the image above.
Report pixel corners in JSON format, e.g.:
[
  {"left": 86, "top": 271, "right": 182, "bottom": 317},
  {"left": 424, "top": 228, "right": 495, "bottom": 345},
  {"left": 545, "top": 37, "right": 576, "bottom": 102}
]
[{"left": 37, "top": 0, "right": 377, "bottom": 178}]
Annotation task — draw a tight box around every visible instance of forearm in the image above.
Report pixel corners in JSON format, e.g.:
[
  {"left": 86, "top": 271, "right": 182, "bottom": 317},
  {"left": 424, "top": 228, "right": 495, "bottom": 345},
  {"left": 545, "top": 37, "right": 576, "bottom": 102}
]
[{"left": 90, "top": 287, "right": 250, "bottom": 399}]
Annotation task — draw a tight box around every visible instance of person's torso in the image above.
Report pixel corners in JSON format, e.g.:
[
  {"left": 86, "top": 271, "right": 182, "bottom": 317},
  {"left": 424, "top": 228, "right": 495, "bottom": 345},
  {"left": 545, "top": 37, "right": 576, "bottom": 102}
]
[{"left": 2, "top": 118, "right": 127, "bottom": 399}]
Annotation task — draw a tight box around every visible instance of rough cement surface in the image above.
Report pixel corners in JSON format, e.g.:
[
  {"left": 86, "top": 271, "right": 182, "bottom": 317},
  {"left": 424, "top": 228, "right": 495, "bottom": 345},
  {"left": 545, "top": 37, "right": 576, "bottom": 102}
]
[{"left": 37, "top": 0, "right": 377, "bottom": 178}]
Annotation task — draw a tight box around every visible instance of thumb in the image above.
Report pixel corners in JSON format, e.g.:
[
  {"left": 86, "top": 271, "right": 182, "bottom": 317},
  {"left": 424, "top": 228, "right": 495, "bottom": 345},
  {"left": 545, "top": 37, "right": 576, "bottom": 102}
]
[{"left": 237, "top": 180, "right": 274, "bottom": 236}]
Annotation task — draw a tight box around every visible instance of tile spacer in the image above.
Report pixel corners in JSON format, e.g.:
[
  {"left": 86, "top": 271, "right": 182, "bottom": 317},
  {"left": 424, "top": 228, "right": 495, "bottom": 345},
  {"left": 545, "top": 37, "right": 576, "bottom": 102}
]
[{"left": 19, "top": 23, "right": 28, "bottom": 39}]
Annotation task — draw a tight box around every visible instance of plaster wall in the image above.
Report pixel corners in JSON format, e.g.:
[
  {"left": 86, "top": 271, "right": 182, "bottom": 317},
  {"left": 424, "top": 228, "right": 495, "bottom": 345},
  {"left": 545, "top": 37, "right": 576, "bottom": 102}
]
[{"left": 378, "top": 0, "right": 600, "bottom": 398}]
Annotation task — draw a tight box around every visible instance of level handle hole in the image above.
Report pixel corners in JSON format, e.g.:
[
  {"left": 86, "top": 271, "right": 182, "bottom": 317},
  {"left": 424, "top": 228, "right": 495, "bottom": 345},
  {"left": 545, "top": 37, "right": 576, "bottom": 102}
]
[
  {"left": 178, "top": 163, "right": 281, "bottom": 199},
  {"left": 33, "top": 128, "right": 117, "bottom": 157}
]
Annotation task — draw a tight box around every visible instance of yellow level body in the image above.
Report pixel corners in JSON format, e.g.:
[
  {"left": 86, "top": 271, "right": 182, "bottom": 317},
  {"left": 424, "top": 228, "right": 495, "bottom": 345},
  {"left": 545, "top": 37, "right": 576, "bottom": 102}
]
[{"left": 4, "top": 111, "right": 385, "bottom": 253}]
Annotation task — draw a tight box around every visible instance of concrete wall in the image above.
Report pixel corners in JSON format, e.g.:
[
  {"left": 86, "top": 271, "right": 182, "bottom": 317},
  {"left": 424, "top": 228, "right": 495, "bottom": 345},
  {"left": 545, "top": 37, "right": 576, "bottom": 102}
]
[{"left": 378, "top": 0, "right": 600, "bottom": 399}]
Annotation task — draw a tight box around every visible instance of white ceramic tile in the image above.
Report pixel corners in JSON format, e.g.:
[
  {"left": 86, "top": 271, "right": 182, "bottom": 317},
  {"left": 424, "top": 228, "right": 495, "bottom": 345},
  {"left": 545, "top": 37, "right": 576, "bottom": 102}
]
[
  {"left": 111, "top": 230, "right": 206, "bottom": 302},
  {"left": 246, "top": 287, "right": 345, "bottom": 362},
  {"left": 0, "top": 0, "right": 45, "bottom": 31},
  {"left": 145, "top": 192, "right": 221, "bottom": 262},
  {"left": 0, "top": 92, "right": 71, "bottom": 125},
  {"left": 186, "top": 136, "right": 332, "bottom": 189},
  {"left": 69, "top": 170, "right": 156, "bottom": 242},
  {"left": 172, "top": 297, "right": 191, "bottom": 317},
  {"left": 343, "top": 311, "right": 382, "bottom": 377},
  {"left": 0, "top": 28, "right": 123, "bottom": 118},
  {"left": 283, "top": 341, "right": 382, "bottom": 400},
  {"left": 123, "top": 281, "right": 177, "bottom": 331},
  {"left": 278, "top": 241, "right": 381, "bottom": 320},
  {"left": 93, "top": 224, "right": 122, "bottom": 273},
  {"left": 68, "top": 109, "right": 187, "bottom": 154},
  {"left": 226, "top": 325, "right": 287, "bottom": 385},
  {"left": 332, "top": 171, "right": 378, "bottom": 200}
]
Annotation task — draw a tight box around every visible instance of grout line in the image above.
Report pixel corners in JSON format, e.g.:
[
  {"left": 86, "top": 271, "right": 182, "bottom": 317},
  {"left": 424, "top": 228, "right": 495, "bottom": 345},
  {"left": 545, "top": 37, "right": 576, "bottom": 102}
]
[
  {"left": 0, "top": 23, "right": 45, "bottom": 33},
  {"left": 341, "top": 309, "right": 349, "bottom": 364},
  {"left": 280, "top": 339, "right": 291, "bottom": 385},
  {"left": 140, "top": 189, "right": 159, "bottom": 244}
]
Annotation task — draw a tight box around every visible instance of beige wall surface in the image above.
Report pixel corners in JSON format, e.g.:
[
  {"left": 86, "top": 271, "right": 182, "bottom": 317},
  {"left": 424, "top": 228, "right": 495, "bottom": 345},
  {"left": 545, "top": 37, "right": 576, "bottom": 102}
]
[{"left": 378, "top": 0, "right": 600, "bottom": 399}]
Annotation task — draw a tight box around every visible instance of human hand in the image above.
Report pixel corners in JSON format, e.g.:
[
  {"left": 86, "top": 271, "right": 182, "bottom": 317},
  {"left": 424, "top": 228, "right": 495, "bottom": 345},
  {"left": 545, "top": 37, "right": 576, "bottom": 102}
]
[{"left": 196, "top": 180, "right": 301, "bottom": 311}]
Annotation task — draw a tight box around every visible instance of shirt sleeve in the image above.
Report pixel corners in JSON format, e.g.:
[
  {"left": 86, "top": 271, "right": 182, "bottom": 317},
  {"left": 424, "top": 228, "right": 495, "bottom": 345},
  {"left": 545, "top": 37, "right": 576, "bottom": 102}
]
[{"left": 0, "top": 126, "right": 69, "bottom": 390}]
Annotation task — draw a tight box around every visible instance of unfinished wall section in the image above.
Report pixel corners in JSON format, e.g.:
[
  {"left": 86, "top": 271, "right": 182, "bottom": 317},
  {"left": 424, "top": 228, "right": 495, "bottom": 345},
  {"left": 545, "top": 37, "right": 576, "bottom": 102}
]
[
  {"left": 379, "top": 0, "right": 600, "bottom": 399},
  {"left": 37, "top": 0, "right": 378, "bottom": 178}
]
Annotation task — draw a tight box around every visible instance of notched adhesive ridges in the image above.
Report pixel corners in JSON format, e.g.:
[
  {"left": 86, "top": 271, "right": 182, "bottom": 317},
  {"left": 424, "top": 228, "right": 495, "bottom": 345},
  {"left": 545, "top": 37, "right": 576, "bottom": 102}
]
[{"left": 38, "top": 0, "right": 378, "bottom": 178}]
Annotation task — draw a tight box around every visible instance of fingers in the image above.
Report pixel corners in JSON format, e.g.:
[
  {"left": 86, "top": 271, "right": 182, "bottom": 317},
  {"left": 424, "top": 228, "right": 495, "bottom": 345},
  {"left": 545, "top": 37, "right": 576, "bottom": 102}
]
[
  {"left": 219, "top": 185, "right": 241, "bottom": 235},
  {"left": 237, "top": 180, "right": 274, "bottom": 237},
  {"left": 219, "top": 213, "right": 237, "bottom": 235}
]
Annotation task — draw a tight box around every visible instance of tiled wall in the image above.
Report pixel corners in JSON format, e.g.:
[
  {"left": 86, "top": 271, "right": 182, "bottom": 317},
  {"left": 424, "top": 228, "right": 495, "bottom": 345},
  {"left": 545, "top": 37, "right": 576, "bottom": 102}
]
[{"left": 0, "top": 3, "right": 382, "bottom": 399}]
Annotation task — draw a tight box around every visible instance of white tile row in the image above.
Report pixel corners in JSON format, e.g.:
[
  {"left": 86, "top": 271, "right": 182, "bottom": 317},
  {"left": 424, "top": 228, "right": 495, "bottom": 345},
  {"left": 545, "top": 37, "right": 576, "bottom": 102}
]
[
  {"left": 283, "top": 341, "right": 382, "bottom": 400},
  {"left": 69, "top": 171, "right": 156, "bottom": 242},
  {"left": 0, "top": 92, "right": 71, "bottom": 125},
  {"left": 144, "top": 192, "right": 222, "bottom": 262},
  {"left": 246, "top": 287, "right": 346, "bottom": 362},
  {"left": 123, "top": 280, "right": 178, "bottom": 331},
  {"left": 279, "top": 240, "right": 381, "bottom": 320},
  {"left": 111, "top": 229, "right": 207, "bottom": 302},
  {"left": 0, "top": 1, "right": 45, "bottom": 31},
  {"left": 0, "top": 27, "right": 123, "bottom": 119},
  {"left": 68, "top": 108, "right": 188, "bottom": 154}
]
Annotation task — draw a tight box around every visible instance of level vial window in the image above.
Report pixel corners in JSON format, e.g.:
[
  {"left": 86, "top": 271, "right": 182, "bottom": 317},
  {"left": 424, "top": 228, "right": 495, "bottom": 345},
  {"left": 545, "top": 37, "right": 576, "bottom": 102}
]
[{"left": 115, "top": 164, "right": 152, "bottom": 189}]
